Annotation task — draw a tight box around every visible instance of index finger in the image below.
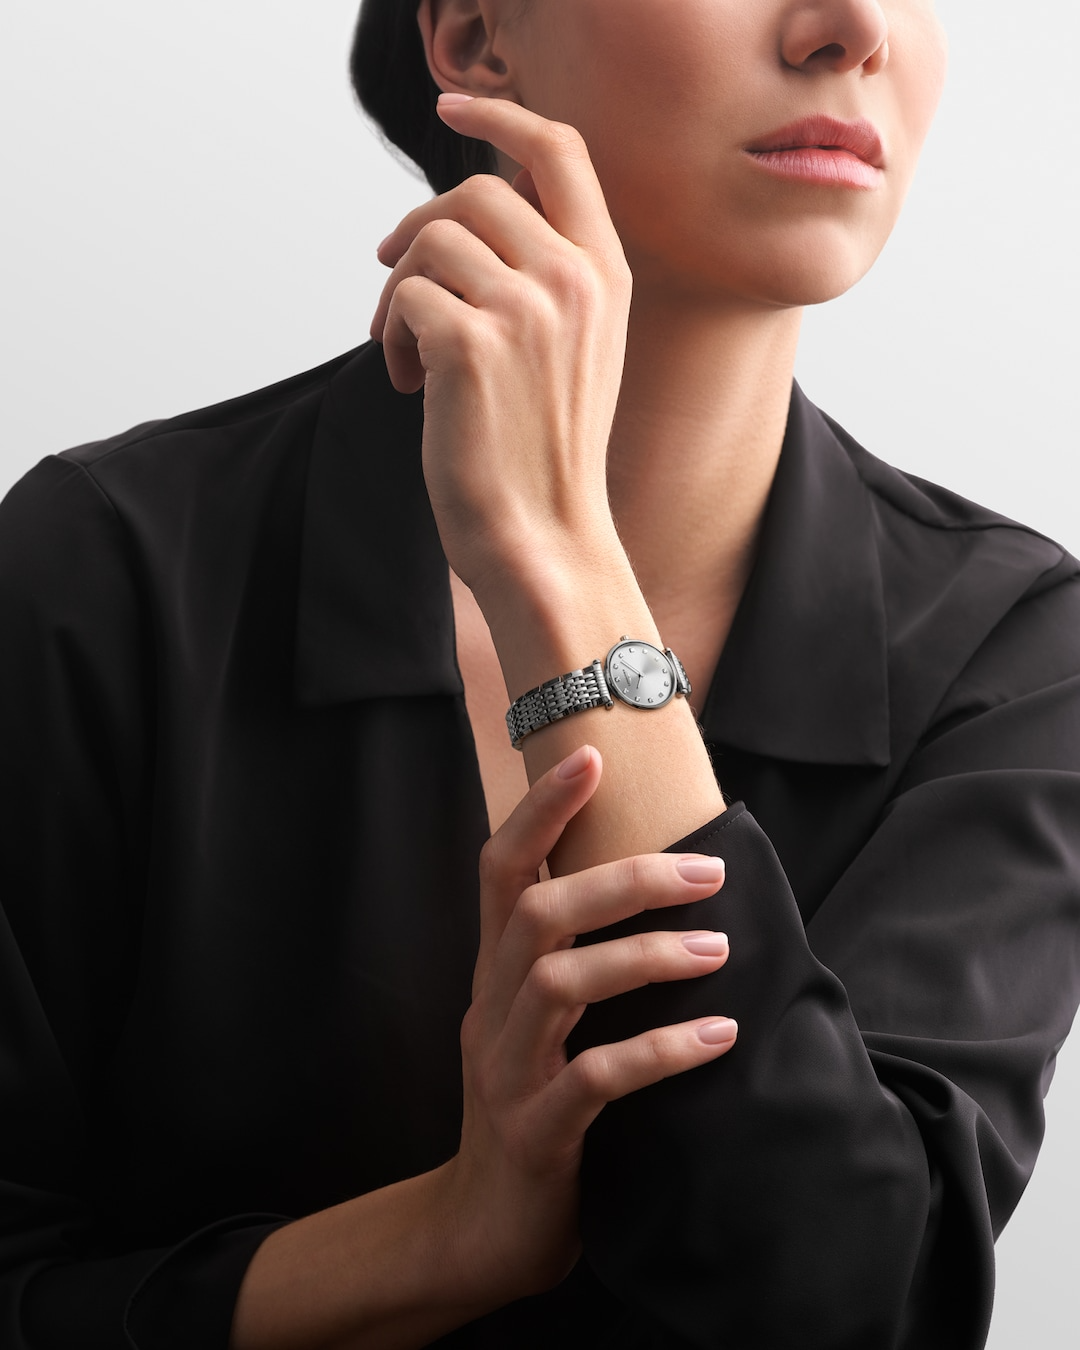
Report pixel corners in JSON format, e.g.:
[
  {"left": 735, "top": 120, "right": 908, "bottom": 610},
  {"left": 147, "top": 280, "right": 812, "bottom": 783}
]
[
  {"left": 473, "top": 745, "right": 603, "bottom": 995},
  {"left": 436, "top": 94, "right": 618, "bottom": 253}
]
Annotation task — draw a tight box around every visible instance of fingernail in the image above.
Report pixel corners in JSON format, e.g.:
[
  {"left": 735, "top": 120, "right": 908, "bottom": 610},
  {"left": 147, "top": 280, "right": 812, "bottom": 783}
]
[
  {"left": 682, "top": 931, "right": 728, "bottom": 956},
  {"left": 438, "top": 93, "right": 475, "bottom": 107},
  {"left": 557, "top": 745, "right": 592, "bottom": 780},
  {"left": 676, "top": 856, "right": 725, "bottom": 885},
  {"left": 698, "top": 1018, "right": 737, "bottom": 1045},
  {"left": 376, "top": 233, "right": 392, "bottom": 253}
]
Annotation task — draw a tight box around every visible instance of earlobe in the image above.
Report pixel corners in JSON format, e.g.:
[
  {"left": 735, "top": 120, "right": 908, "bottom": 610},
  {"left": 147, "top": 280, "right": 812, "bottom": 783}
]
[{"left": 417, "top": 0, "right": 514, "bottom": 98}]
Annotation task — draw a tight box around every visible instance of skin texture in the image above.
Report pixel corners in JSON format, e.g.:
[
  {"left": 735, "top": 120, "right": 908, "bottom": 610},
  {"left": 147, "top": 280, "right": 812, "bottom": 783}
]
[
  {"left": 405, "top": 0, "right": 946, "bottom": 840},
  {"left": 231, "top": 752, "right": 735, "bottom": 1350},
  {"left": 424, "top": 0, "right": 947, "bottom": 306},
  {"left": 230, "top": 5, "right": 947, "bottom": 1346}
]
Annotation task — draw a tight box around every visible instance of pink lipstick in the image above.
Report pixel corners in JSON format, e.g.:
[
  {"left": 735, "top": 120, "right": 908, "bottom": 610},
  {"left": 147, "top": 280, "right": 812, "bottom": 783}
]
[{"left": 745, "top": 116, "right": 885, "bottom": 189}]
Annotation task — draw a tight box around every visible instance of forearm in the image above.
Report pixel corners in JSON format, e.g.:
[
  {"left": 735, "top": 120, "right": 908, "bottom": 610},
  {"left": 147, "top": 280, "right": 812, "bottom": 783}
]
[
  {"left": 375, "top": 98, "right": 721, "bottom": 872},
  {"left": 229, "top": 1163, "right": 496, "bottom": 1350},
  {"left": 476, "top": 537, "right": 725, "bottom": 875}
]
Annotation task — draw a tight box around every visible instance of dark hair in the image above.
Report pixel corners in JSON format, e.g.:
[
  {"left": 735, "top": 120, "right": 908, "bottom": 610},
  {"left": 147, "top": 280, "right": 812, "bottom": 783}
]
[{"left": 350, "top": 0, "right": 497, "bottom": 195}]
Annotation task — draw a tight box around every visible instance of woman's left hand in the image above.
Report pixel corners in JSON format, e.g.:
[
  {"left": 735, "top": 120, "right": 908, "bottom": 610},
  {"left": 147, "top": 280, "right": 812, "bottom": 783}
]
[{"left": 369, "top": 96, "right": 633, "bottom": 601}]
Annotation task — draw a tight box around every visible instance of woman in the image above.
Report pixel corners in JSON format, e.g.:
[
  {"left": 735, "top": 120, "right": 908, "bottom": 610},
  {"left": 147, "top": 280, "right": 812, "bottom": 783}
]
[{"left": 1, "top": 2, "right": 1078, "bottom": 1348}]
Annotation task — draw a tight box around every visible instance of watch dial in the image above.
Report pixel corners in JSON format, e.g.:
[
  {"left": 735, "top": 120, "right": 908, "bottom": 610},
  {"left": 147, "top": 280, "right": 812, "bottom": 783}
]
[{"left": 607, "top": 643, "right": 674, "bottom": 708}]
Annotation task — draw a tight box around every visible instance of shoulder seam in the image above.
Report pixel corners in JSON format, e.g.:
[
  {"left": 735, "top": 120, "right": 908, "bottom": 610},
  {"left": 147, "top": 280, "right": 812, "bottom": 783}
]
[
  {"left": 45, "top": 457, "right": 153, "bottom": 612},
  {"left": 51, "top": 454, "right": 125, "bottom": 520},
  {"left": 819, "top": 409, "right": 1068, "bottom": 558},
  {"left": 62, "top": 355, "right": 351, "bottom": 471},
  {"left": 863, "top": 473, "right": 1066, "bottom": 556}
]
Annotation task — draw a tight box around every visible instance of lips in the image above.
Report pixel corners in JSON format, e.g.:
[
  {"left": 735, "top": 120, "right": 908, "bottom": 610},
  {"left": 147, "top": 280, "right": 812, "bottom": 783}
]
[
  {"left": 744, "top": 116, "right": 885, "bottom": 190},
  {"left": 747, "top": 116, "right": 885, "bottom": 168}
]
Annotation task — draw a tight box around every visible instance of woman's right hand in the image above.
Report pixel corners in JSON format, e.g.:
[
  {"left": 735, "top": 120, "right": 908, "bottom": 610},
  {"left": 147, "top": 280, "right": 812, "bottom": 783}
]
[{"left": 438, "top": 743, "right": 737, "bottom": 1307}]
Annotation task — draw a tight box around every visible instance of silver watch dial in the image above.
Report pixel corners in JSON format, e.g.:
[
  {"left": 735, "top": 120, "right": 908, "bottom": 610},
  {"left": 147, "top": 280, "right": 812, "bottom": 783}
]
[{"left": 606, "top": 641, "right": 676, "bottom": 709}]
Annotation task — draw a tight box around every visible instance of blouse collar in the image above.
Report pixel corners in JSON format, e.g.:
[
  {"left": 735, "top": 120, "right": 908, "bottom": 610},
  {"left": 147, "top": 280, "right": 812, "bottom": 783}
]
[{"left": 294, "top": 342, "right": 890, "bottom": 769}]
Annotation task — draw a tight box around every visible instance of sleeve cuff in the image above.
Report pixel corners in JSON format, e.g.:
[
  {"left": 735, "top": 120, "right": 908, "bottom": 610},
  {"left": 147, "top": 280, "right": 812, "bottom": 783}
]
[{"left": 123, "top": 1215, "right": 289, "bottom": 1350}]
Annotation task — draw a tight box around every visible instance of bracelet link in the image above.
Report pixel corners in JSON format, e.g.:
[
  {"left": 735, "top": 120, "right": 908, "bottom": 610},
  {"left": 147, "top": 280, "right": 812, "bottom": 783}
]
[
  {"left": 506, "top": 659, "right": 612, "bottom": 751},
  {"left": 505, "top": 638, "right": 689, "bottom": 750}
]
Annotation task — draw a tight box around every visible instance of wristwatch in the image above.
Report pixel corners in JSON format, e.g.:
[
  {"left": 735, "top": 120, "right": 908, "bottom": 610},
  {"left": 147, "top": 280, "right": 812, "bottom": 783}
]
[{"left": 505, "top": 637, "right": 691, "bottom": 751}]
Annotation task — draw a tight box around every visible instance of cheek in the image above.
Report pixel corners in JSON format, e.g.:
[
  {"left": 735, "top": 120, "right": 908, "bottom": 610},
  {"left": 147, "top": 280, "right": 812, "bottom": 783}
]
[
  {"left": 514, "top": 0, "right": 746, "bottom": 156},
  {"left": 505, "top": 0, "right": 949, "bottom": 308},
  {"left": 888, "top": 9, "right": 949, "bottom": 169}
]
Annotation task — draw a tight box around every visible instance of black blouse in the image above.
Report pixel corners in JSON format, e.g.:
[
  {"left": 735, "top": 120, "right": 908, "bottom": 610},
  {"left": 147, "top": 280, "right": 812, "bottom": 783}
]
[{"left": 1, "top": 341, "right": 1079, "bottom": 1349}]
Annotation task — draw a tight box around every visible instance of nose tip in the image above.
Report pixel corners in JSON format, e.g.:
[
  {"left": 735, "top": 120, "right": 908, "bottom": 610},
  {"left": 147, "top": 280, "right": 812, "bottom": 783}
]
[{"left": 783, "top": 2, "right": 890, "bottom": 77}]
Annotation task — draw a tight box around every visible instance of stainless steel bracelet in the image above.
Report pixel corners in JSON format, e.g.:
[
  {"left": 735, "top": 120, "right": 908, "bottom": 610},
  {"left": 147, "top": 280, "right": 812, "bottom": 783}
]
[{"left": 505, "top": 660, "right": 614, "bottom": 751}]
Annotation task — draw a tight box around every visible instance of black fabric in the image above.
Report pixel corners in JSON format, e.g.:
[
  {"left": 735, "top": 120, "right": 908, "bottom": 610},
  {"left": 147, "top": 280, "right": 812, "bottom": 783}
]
[{"left": 1, "top": 340, "right": 1078, "bottom": 1348}]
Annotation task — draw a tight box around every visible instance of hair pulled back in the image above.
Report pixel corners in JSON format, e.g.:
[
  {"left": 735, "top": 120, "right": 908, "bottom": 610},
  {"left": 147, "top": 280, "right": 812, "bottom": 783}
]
[{"left": 351, "top": 0, "right": 498, "bottom": 195}]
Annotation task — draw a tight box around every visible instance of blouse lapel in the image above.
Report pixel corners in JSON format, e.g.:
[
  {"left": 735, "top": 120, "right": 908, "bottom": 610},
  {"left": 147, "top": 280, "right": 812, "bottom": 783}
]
[
  {"left": 293, "top": 348, "right": 891, "bottom": 774},
  {"left": 700, "top": 385, "right": 891, "bottom": 768},
  {"left": 293, "top": 343, "right": 462, "bottom": 708}
]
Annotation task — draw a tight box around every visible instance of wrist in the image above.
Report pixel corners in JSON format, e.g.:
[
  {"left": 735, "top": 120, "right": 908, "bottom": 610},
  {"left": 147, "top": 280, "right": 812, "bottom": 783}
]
[
  {"left": 464, "top": 513, "right": 629, "bottom": 621},
  {"left": 230, "top": 1165, "right": 500, "bottom": 1350},
  {"left": 431, "top": 1156, "right": 573, "bottom": 1312},
  {"left": 471, "top": 548, "right": 658, "bottom": 703},
  {"left": 411, "top": 1161, "right": 512, "bottom": 1314}
]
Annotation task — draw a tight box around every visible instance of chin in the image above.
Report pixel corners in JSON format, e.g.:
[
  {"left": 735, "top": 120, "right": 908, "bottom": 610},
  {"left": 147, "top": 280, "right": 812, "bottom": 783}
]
[
  {"left": 629, "top": 214, "right": 890, "bottom": 312},
  {"left": 630, "top": 247, "right": 881, "bottom": 313},
  {"left": 743, "top": 252, "right": 879, "bottom": 309}
]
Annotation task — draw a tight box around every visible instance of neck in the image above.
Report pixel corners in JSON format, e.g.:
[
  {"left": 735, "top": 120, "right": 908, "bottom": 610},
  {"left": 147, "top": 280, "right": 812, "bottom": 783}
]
[{"left": 605, "top": 291, "right": 802, "bottom": 679}]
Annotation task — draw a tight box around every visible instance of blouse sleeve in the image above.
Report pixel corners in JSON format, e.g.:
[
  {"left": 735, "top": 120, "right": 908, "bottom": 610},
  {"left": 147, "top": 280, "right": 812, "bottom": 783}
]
[
  {"left": 0, "top": 458, "right": 283, "bottom": 1349},
  {"left": 571, "top": 569, "right": 1080, "bottom": 1348}
]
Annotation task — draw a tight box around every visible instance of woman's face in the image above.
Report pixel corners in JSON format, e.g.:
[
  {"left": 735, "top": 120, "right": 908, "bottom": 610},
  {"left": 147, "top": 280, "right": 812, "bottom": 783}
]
[{"left": 473, "top": 0, "right": 948, "bottom": 308}]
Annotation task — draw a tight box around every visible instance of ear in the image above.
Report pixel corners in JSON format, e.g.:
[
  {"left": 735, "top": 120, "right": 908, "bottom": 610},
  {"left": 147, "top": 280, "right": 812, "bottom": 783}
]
[{"left": 417, "top": 0, "right": 516, "bottom": 98}]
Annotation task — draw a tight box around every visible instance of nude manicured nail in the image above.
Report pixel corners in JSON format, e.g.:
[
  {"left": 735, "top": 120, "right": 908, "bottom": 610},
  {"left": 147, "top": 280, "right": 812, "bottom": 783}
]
[
  {"left": 556, "top": 744, "right": 592, "bottom": 780},
  {"left": 698, "top": 1019, "right": 738, "bottom": 1045},
  {"left": 438, "top": 92, "right": 475, "bottom": 106},
  {"left": 682, "top": 931, "right": 729, "bottom": 956},
  {"left": 676, "top": 856, "right": 726, "bottom": 885}
]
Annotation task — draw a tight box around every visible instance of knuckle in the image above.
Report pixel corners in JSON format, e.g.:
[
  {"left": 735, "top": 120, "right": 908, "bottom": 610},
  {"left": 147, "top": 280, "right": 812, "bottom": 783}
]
[
  {"left": 545, "top": 254, "right": 596, "bottom": 308},
  {"left": 390, "top": 273, "right": 430, "bottom": 307},
  {"left": 515, "top": 878, "right": 557, "bottom": 938},
  {"left": 568, "top": 1045, "right": 615, "bottom": 1102},
  {"left": 467, "top": 1053, "right": 499, "bottom": 1107},
  {"left": 502, "top": 283, "right": 558, "bottom": 343},
  {"left": 490, "top": 294, "right": 537, "bottom": 348},
  {"left": 460, "top": 172, "right": 509, "bottom": 201},
  {"left": 415, "top": 216, "right": 462, "bottom": 250},
  {"left": 528, "top": 950, "right": 572, "bottom": 1003},
  {"left": 628, "top": 930, "right": 664, "bottom": 970},
  {"left": 539, "top": 120, "right": 586, "bottom": 159},
  {"left": 617, "top": 852, "right": 658, "bottom": 897},
  {"left": 633, "top": 1028, "right": 674, "bottom": 1079},
  {"left": 459, "top": 1002, "right": 483, "bottom": 1057},
  {"left": 478, "top": 834, "right": 504, "bottom": 889},
  {"left": 600, "top": 254, "right": 634, "bottom": 298}
]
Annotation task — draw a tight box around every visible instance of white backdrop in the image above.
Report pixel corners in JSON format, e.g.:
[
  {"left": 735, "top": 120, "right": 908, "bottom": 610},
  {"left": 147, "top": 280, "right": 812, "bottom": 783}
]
[{"left": 3, "top": 3, "right": 1078, "bottom": 1344}]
